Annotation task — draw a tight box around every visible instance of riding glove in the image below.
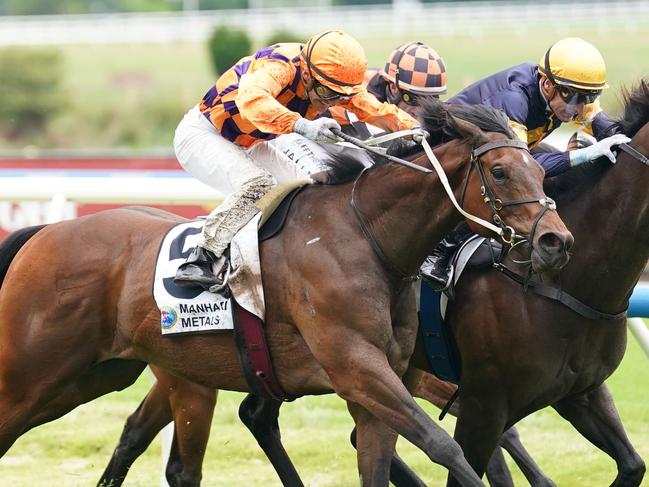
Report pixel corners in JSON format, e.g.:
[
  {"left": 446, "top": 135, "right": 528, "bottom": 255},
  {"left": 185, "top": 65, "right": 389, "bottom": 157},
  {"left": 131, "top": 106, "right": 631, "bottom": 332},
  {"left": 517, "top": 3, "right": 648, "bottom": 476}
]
[
  {"left": 293, "top": 117, "right": 341, "bottom": 144},
  {"left": 411, "top": 126, "right": 430, "bottom": 144},
  {"left": 569, "top": 133, "right": 631, "bottom": 166}
]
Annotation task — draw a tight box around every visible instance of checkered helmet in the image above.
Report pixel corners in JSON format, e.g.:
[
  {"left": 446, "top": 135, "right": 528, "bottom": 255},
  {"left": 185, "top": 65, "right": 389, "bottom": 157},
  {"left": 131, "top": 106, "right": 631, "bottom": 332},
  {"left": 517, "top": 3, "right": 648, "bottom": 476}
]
[{"left": 380, "top": 42, "right": 447, "bottom": 96}]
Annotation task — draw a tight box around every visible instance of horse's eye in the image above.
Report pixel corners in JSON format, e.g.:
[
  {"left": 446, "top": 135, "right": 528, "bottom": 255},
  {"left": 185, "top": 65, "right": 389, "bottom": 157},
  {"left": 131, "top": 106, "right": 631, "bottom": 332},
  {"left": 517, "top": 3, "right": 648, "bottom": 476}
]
[{"left": 491, "top": 166, "right": 506, "bottom": 181}]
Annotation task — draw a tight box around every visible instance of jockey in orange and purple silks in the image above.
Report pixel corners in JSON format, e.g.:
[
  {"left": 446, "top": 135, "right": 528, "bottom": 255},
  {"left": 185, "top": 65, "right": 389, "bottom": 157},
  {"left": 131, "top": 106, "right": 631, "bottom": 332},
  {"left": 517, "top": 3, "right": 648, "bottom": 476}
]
[{"left": 173, "top": 30, "right": 419, "bottom": 292}]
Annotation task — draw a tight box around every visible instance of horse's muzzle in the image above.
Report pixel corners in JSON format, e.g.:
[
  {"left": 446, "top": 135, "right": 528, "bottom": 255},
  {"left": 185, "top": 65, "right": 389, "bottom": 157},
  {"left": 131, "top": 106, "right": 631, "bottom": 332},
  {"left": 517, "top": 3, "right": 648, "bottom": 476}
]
[{"left": 531, "top": 230, "right": 574, "bottom": 273}]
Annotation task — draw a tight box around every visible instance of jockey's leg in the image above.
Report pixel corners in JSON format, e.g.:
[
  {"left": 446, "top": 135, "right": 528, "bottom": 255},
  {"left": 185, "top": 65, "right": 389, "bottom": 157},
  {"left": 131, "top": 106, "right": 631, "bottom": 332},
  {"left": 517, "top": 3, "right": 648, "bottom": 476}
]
[
  {"left": 172, "top": 105, "right": 276, "bottom": 290},
  {"left": 420, "top": 221, "right": 472, "bottom": 291}
]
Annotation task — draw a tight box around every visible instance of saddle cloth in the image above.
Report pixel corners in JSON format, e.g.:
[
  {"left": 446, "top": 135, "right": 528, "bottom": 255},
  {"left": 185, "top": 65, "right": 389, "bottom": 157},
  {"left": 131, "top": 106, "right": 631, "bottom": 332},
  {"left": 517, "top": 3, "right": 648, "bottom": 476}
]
[{"left": 154, "top": 179, "right": 311, "bottom": 336}]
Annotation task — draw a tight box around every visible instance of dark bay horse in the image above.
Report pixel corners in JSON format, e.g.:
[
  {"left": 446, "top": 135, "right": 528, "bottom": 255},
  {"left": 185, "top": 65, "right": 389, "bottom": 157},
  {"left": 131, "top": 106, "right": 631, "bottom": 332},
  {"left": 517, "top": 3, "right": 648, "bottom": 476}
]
[
  {"left": 432, "top": 81, "right": 649, "bottom": 487},
  {"left": 101, "top": 81, "right": 649, "bottom": 487},
  {"left": 0, "top": 101, "right": 571, "bottom": 487}
]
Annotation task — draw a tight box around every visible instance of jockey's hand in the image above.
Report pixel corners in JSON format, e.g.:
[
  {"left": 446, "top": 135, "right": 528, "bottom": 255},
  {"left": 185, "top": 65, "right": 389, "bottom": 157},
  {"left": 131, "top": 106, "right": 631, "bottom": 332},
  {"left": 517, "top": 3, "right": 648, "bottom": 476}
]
[
  {"left": 411, "top": 127, "right": 430, "bottom": 144},
  {"left": 293, "top": 117, "right": 341, "bottom": 144},
  {"left": 569, "top": 133, "right": 631, "bottom": 166},
  {"left": 566, "top": 131, "right": 594, "bottom": 151}
]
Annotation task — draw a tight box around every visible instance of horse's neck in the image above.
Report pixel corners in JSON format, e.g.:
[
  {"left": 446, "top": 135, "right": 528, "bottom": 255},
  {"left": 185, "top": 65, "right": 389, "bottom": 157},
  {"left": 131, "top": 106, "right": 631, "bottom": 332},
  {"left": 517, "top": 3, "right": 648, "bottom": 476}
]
[
  {"left": 561, "top": 124, "right": 649, "bottom": 308},
  {"left": 359, "top": 141, "right": 469, "bottom": 277}
]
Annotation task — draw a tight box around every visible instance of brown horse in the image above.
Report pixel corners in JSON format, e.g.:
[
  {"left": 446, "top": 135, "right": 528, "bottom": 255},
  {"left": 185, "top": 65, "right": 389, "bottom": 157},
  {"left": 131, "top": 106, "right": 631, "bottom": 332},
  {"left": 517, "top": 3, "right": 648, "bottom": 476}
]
[
  {"left": 96, "top": 103, "right": 565, "bottom": 487},
  {"left": 100, "top": 81, "right": 649, "bottom": 487},
  {"left": 0, "top": 101, "right": 571, "bottom": 487}
]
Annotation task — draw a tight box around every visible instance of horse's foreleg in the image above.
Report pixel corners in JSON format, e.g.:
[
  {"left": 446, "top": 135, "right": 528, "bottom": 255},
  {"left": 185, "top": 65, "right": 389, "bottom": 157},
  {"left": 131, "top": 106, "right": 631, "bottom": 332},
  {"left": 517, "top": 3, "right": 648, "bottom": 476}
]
[
  {"left": 324, "top": 349, "right": 483, "bottom": 486},
  {"left": 238, "top": 393, "right": 304, "bottom": 486},
  {"left": 449, "top": 391, "right": 509, "bottom": 487},
  {"left": 403, "top": 368, "right": 521, "bottom": 487},
  {"left": 484, "top": 446, "right": 514, "bottom": 487},
  {"left": 347, "top": 402, "right": 399, "bottom": 486},
  {"left": 552, "top": 383, "right": 645, "bottom": 487},
  {"left": 499, "top": 426, "right": 556, "bottom": 487},
  {"left": 98, "top": 380, "right": 174, "bottom": 487},
  {"left": 164, "top": 382, "right": 217, "bottom": 487},
  {"left": 349, "top": 426, "right": 427, "bottom": 487}
]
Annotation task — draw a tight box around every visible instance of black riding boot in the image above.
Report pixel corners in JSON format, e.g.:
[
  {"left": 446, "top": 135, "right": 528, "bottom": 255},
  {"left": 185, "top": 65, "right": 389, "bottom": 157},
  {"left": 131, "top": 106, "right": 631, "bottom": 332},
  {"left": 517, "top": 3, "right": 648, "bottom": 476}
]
[
  {"left": 421, "top": 223, "right": 471, "bottom": 291},
  {"left": 174, "top": 246, "right": 226, "bottom": 290}
]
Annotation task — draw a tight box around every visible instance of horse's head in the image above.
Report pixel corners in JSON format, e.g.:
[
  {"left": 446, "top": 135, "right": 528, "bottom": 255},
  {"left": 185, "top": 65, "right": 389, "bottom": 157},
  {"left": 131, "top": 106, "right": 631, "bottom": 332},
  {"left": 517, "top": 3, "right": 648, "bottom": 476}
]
[{"left": 418, "top": 100, "right": 574, "bottom": 273}]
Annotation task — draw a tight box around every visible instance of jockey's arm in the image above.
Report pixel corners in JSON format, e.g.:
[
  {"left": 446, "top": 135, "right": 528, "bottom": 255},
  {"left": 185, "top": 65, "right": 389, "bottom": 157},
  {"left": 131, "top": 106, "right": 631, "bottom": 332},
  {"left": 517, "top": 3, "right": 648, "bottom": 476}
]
[
  {"left": 236, "top": 60, "right": 300, "bottom": 135},
  {"left": 511, "top": 119, "right": 571, "bottom": 177},
  {"left": 341, "top": 86, "right": 417, "bottom": 132}
]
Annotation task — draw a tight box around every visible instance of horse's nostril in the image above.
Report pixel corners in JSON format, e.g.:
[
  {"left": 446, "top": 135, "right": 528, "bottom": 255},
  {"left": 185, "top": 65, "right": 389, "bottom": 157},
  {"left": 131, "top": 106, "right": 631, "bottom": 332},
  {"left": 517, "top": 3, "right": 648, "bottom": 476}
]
[{"left": 539, "top": 232, "right": 564, "bottom": 252}]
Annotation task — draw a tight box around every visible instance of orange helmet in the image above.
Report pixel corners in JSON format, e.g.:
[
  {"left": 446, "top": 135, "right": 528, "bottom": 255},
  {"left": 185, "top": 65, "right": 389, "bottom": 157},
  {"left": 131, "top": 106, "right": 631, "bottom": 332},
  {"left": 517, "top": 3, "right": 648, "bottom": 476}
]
[
  {"left": 301, "top": 30, "right": 367, "bottom": 96},
  {"left": 381, "top": 42, "right": 447, "bottom": 96}
]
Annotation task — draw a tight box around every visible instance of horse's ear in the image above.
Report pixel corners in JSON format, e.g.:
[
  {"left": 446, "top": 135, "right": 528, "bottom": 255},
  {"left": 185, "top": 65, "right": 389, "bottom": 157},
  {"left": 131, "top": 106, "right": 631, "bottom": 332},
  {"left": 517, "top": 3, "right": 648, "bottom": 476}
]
[{"left": 448, "top": 114, "right": 488, "bottom": 146}]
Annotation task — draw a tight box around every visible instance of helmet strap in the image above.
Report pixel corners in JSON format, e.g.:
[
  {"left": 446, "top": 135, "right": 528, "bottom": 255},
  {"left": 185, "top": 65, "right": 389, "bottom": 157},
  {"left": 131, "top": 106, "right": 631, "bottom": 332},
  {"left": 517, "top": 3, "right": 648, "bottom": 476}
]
[
  {"left": 543, "top": 43, "right": 559, "bottom": 87},
  {"left": 302, "top": 30, "right": 357, "bottom": 88}
]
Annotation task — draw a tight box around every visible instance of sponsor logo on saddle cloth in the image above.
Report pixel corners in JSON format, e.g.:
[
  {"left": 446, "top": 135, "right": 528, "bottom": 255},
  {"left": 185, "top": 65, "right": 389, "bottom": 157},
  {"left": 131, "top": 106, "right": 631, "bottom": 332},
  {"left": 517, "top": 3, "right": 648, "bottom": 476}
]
[{"left": 153, "top": 215, "right": 266, "bottom": 336}]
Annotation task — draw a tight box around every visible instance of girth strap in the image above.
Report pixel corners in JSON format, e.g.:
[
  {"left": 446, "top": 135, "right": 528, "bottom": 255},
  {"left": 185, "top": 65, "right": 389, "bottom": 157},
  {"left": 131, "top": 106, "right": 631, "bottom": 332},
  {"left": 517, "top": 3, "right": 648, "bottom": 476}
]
[
  {"left": 494, "top": 263, "right": 628, "bottom": 321},
  {"left": 232, "top": 298, "right": 296, "bottom": 402}
]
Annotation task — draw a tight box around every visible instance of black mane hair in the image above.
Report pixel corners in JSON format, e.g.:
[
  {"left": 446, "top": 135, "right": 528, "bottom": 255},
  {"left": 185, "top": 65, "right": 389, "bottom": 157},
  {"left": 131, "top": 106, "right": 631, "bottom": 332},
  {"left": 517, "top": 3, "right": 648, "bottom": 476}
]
[
  {"left": 317, "top": 144, "right": 374, "bottom": 184},
  {"left": 321, "top": 98, "right": 517, "bottom": 183},
  {"left": 388, "top": 98, "right": 515, "bottom": 159},
  {"left": 544, "top": 78, "right": 649, "bottom": 197},
  {"left": 617, "top": 79, "right": 649, "bottom": 138}
]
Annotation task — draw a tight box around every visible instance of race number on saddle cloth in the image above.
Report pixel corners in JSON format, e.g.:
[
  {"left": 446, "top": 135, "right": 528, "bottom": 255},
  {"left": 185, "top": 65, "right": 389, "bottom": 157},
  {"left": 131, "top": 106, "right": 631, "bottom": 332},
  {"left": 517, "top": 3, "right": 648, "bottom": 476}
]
[{"left": 154, "top": 181, "right": 309, "bottom": 335}]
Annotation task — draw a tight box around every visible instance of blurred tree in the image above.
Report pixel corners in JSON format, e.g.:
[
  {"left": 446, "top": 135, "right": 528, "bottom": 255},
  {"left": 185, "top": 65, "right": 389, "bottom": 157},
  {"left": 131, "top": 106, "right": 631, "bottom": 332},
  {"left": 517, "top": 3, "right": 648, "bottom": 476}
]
[
  {"left": 207, "top": 26, "right": 252, "bottom": 76},
  {"left": 200, "top": 0, "right": 248, "bottom": 9},
  {"left": 0, "top": 47, "right": 66, "bottom": 137},
  {"left": 264, "top": 29, "right": 304, "bottom": 46},
  {"left": 0, "top": 0, "right": 182, "bottom": 15}
]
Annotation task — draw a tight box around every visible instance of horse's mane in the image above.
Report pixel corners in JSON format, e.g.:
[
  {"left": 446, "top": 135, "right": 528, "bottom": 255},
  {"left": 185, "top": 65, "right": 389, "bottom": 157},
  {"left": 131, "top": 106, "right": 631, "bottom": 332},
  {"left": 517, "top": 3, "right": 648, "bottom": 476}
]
[
  {"left": 544, "top": 79, "right": 649, "bottom": 197},
  {"left": 617, "top": 79, "right": 649, "bottom": 137},
  {"left": 316, "top": 145, "right": 373, "bottom": 184},
  {"left": 320, "top": 98, "right": 515, "bottom": 184},
  {"left": 420, "top": 98, "right": 516, "bottom": 142}
]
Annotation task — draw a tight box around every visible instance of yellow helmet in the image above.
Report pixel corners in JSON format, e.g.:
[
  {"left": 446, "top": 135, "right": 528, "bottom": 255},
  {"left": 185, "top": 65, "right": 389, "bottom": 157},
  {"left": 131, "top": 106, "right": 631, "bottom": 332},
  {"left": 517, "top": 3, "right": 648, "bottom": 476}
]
[
  {"left": 301, "top": 30, "right": 367, "bottom": 96},
  {"left": 538, "top": 37, "right": 608, "bottom": 91}
]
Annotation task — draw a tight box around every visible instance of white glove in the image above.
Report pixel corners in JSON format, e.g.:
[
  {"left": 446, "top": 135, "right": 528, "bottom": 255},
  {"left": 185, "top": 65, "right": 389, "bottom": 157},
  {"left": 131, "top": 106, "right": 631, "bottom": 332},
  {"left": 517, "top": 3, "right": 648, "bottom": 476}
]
[
  {"left": 569, "top": 133, "right": 631, "bottom": 166},
  {"left": 293, "top": 117, "right": 341, "bottom": 144},
  {"left": 411, "top": 127, "right": 430, "bottom": 144}
]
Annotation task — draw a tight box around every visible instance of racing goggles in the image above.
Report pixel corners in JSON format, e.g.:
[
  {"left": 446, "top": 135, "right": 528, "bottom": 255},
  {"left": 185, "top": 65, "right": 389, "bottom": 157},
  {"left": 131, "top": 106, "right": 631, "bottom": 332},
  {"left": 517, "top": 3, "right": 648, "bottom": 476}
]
[
  {"left": 313, "top": 81, "right": 351, "bottom": 101},
  {"left": 556, "top": 85, "right": 601, "bottom": 106}
]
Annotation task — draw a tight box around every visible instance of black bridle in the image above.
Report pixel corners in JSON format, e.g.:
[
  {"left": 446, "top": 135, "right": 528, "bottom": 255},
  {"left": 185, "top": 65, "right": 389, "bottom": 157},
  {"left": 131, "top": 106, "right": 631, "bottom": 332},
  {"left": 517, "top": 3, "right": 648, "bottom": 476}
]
[
  {"left": 492, "top": 139, "right": 649, "bottom": 321},
  {"left": 349, "top": 137, "right": 557, "bottom": 281},
  {"left": 460, "top": 139, "right": 557, "bottom": 248}
]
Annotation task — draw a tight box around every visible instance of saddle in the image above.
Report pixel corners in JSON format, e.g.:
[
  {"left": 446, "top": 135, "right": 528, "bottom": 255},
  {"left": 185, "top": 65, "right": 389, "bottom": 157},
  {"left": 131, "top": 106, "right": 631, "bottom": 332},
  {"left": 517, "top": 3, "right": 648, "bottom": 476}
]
[{"left": 418, "top": 236, "right": 503, "bottom": 385}]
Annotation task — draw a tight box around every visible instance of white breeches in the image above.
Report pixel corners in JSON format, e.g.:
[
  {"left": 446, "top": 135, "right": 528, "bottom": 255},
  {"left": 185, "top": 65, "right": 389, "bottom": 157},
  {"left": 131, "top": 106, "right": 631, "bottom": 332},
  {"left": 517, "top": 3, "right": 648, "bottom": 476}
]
[{"left": 173, "top": 105, "right": 329, "bottom": 256}]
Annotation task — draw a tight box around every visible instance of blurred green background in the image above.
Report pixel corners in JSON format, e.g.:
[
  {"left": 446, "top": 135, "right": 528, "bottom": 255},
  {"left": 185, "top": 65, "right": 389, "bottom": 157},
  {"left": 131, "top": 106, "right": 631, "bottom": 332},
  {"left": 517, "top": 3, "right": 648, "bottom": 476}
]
[{"left": 0, "top": 22, "right": 647, "bottom": 150}]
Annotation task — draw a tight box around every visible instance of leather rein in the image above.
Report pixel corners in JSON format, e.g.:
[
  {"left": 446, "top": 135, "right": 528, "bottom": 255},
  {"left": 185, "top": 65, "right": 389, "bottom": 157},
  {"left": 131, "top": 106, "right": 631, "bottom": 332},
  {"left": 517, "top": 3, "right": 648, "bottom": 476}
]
[
  {"left": 493, "top": 140, "right": 649, "bottom": 320},
  {"left": 349, "top": 137, "right": 556, "bottom": 281}
]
